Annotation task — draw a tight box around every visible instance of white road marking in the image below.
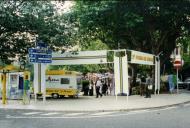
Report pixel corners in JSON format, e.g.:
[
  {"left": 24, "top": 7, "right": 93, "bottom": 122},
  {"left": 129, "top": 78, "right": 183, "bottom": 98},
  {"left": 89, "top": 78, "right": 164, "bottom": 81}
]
[
  {"left": 22, "top": 112, "right": 42, "bottom": 115},
  {"left": 90, "top": 112, "right": 117, "bottom": 116},
  {"left": 158, "top": 106, "right": 177, "bottom": 111},
  {"left": 40, "top": 112, "right": 59, "bottom": 116},
  {"left": 184, "top": 104, "right": 190, "bottom": 107},
  {"left": 64, "top": 113, "right": 84, "bottom": 116}
]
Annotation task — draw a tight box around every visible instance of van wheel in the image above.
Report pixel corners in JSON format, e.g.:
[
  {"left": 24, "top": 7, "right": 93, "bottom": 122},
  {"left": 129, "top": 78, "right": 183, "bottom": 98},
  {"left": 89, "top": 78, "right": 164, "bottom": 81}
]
[{"left": 52, "top": 93, "right": 59, "bottom": 99}]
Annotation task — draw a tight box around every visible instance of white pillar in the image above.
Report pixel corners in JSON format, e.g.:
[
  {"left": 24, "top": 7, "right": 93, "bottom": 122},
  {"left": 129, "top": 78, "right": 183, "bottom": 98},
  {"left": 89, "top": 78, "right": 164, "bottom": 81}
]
[
  {"left": 158, "top": 58, "right": 160, "bottom": 94},
  {"left": 114, "top": 50, "right": 128, "bottom": 100},
  {"left": 33, "top": 63, "right": 39, "bottom": 102},
  {"left": 155, "top": 57, "right": 158, "bottom": 95},
  {"left": 41, "top": 64, "right": 46, "bottom": 103}
]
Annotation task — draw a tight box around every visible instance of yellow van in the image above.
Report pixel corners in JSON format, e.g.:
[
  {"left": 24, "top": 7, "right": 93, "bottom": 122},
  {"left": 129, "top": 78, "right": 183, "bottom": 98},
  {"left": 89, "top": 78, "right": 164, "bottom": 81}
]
[{"left": 45, "top": 70, "right": 82, "bottom": 98}]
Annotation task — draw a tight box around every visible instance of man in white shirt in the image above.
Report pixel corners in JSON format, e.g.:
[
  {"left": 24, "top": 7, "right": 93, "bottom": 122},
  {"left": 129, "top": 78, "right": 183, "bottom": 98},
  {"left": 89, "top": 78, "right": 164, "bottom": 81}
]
[{"left": 95, "top": 78, "right": 103, "bottom": 98}]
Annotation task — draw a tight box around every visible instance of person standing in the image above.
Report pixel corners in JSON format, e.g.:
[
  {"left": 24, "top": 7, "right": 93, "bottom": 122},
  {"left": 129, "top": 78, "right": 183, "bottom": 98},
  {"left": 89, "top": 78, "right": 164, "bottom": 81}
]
[
  {"left": 88, "top": 80, "right": 94, "bottom": 96},
  {"left": 96, "top": 78, "right": 103, "bottom": 98},
  {"left": 168, "top": 74, "right": 174, "bottom": 94},
  {"left": 140, "top": 75, "right": 145, "bottom": 96},
  {"left": 145, "top": 74, "right": 152, "bottom": 98},
  {"left": 102, "top": 79, "right": 108, "bottom": 96}
]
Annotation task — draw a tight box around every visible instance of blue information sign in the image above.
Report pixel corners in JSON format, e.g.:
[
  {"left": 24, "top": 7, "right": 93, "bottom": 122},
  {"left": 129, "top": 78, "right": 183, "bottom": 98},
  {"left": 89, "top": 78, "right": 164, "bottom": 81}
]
[
  {"left": 29, "top": 54, "right": 52, "bottom": 58},
  {"left": 28, "top": 48, "right": 52, "bottom": 54},
  {"left": 28, "top": 42, "right": 52, "bottom": 64},
  {"left": 36, "top": 40, "right": 48, "bottom": 48},
  {"left": 29, "top": 58, "right": 52, "bottom": 63}
]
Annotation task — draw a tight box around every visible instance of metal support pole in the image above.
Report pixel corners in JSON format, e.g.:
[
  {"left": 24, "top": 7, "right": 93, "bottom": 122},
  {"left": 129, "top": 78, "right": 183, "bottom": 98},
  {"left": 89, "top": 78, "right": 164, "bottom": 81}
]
[
  {"left": 2, "top": 72, "right": 6, "bottom": 104},
  {"left": 176, "top": 68, "right": 179, "bottom": 94}
]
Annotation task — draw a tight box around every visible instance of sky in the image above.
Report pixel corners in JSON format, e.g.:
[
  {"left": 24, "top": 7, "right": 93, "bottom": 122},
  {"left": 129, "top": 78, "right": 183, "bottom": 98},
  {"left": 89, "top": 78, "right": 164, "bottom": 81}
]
[{"left": 51, "top": 1, "right": 74, "bottom": 14}]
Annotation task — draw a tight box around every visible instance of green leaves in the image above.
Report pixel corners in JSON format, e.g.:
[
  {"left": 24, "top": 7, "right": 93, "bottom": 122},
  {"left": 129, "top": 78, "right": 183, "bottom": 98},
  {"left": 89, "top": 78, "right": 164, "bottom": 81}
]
[
  {"left": 0, "top": 1, "right": 69, "bottom": 64},
  {"left": 68, "top": 0, "right": 190, "bottom": 60}
]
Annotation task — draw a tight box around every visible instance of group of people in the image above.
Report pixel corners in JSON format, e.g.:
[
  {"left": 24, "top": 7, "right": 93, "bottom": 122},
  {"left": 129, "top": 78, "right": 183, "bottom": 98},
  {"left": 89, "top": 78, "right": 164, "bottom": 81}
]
[
  {"left": 82, "top": 72, "right": 114, "bottom": 98},
  {"left": 139, "top": 74, "right": 153, "bottom": 98},
  {"left": 90, "top": 77, "right": 113, "bottom": 98}
]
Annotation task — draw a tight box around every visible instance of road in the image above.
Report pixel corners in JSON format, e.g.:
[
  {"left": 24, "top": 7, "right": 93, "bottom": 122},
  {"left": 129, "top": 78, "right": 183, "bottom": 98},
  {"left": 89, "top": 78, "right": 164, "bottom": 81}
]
[{"left": 0, "top": 104, "right": 190, "bottom": 128}]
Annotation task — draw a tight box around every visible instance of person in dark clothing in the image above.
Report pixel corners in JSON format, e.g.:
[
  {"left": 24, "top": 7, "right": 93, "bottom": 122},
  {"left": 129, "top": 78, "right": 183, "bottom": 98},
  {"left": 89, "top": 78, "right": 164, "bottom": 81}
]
[
  {"left": 102, "top": 79, "right": 108, "bottom": 96},
  {"left": 140, "top": 76, "right": 146, "bottom": 96}
]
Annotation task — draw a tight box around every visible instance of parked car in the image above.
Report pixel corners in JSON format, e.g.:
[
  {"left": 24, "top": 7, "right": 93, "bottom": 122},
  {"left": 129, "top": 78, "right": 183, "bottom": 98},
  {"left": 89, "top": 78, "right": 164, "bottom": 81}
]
[
  {"left": 177, "top": 79, "right": 186, "bottom": 89},
  {"left": 183, "top": 77, "right": 190, "bottom": 90}
]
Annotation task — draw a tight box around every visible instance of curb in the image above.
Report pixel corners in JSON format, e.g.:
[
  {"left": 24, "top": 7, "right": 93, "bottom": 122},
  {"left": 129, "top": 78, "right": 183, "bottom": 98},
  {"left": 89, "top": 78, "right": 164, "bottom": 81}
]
[{"left": 1, "top": 100, "right": 190, "bottom": 113}]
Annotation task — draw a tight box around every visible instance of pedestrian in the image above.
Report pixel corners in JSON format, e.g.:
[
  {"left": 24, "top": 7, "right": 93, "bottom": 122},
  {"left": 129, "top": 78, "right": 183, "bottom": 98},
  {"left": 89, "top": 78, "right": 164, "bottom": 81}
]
[
  {"left": 102, "top": 79, "right": 108, "bottom": 96},
  {"left": 145, "top": 74, "right": 152, "bottom": 98},
  {"left": 95, "top": 78, "right": 103, "bottom": 98},
  {"left": 140, "top": 75, "right": 145, "bottom": 96},
  {"left": 89, "top": 80, "right": 94, "bottom": 96},
  {"left": 168, "top": 74, "right": 174, "bottom": 94}
]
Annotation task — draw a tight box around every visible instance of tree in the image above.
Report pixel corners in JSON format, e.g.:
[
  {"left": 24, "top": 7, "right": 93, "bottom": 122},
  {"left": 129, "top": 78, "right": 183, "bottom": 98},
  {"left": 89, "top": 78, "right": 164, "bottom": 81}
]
[
  {"left": 69, "top": 0, "right": 190, "bottom": 61},
  {"left": 0, "top": 1, "right": 68, "bottom": 64}
]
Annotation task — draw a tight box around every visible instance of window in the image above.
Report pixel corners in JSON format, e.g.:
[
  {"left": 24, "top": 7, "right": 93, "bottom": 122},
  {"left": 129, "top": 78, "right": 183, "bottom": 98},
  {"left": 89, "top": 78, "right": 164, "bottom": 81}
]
[
  {"left": 77, "top": 78, "right": 81, "bottom": 85},
  {"left": 61, "top": 78, "right": 70, "bottom": 84}
]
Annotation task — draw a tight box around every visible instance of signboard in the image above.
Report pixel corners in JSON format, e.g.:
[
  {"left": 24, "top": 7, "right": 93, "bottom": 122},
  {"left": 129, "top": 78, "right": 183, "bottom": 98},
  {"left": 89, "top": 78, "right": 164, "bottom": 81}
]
[
  {"left": 51, "top": 50, "right": 107, "bottom": 65},
  {"left": 28, "top": 41, "right": 52, "bottom": 64},
  {"left": 28, "top": 48, "right": 52, "bottom": 54},
  {"left": 130, "top": 50, "right": 154, "bottom": 65}
]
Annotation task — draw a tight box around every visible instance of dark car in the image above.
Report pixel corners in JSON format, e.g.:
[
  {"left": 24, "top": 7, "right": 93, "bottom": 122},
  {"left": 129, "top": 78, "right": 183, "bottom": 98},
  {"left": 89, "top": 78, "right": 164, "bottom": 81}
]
[
  {"left": 178, "top": 79, "right": 186, "bottom": 89},
  {"left": 183, "top": 77, "right": 190, "bottom": 90}
]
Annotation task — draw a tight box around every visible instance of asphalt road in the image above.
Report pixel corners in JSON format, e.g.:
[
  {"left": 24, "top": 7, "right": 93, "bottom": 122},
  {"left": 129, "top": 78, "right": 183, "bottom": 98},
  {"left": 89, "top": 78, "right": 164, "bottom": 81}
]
[{"left": 0, "top": 104, "right": 190, "bottom": 128}]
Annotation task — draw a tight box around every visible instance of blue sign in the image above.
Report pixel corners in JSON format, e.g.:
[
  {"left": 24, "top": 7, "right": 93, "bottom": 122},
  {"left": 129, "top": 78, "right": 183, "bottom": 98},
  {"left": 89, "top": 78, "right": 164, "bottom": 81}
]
[
  {"left": 36, "top": 40, "right": 48, "bottom": 48},
  {"left": 29, "top": 58, "right": 52, "bottom": 63},
  {"left": 28, "top": 48, "right": 52, "bottom": 54},
  {"left": 29, "top": 54, "right": 52, "bottom": 58},
  {"left": 28, "top": 42, "right": 52, "bottom": 64}
]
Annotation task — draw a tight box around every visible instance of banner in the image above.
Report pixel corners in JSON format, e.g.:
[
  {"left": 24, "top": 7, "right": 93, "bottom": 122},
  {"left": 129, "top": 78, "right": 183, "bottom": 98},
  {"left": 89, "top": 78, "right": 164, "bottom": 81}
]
[
  {"left": 52, "top": 50, "right": 107, "bottom": 65},
  {"left": 131, "top": 50, "right": 154, "bottom": 65}
]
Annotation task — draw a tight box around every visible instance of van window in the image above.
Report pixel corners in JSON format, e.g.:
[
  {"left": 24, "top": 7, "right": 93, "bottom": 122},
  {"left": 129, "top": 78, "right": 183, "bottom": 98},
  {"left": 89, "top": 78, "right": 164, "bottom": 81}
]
[
  {"left": 77, "top": 78, "right": 81, "bottom": 85},
  {"left": 61, "top": 78, "right": 70, "bottom": 84}
]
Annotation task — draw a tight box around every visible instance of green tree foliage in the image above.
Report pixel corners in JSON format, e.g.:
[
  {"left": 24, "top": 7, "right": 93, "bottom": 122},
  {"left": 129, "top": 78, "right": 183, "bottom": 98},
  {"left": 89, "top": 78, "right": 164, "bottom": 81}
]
[
  {"left": 69, "top": 0, "right": 190, "bottom": 60},
  {"left": 0, "top": 1, "right": 68, "bottom": 64}
]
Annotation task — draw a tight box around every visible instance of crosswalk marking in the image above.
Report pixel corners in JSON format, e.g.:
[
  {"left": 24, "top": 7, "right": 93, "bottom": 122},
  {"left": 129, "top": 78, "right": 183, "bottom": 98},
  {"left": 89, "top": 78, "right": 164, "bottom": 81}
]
[
  {"left": 40, "top": 112, "right": 59, "bottom": 116},
  {"left": 64, "top": 113, "right": 84, "bottom": 116},
  {"left": 184, "top": 104, "right": 190, "bottom": 107},
  {"left": 90, "top": 112, "right": 116, "bottom": 116},
  {"left": 23, "top": 112, "right": 42, "bottom": 115}
]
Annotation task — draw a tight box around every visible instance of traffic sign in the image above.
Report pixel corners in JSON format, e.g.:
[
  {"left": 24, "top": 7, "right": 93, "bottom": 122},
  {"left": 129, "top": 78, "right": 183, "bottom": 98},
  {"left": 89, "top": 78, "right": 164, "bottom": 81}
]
[
  {"left": 28, "top": 41, "right": 52, "bottom": 64},
  {"left": 37, "top": 40, "right": 48, "bottom": 48},
  {"left": 29, "top": 58, "right": 52, "bottom": 63},
  {"left": 174, "top": 60, "right": 182, "bottom": 69},
  {"left": 29, "top": 54, "right": 52, "bottom": 58},
  {"left": 28, "top": 48, "right": 52, "bottom": 54}
]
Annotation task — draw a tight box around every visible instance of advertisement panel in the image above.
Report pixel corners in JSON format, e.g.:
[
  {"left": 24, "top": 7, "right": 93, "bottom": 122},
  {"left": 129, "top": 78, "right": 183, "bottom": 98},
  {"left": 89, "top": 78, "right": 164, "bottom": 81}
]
[{"left": 131, "top": 50, "right": 154, "bottom": 65}]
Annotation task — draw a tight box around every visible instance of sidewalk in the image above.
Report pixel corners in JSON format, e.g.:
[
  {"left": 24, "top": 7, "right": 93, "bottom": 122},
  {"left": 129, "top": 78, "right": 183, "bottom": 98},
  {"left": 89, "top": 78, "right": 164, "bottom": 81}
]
[{"left": 0, "top": 91, "right": 190, "bottom": 112}]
